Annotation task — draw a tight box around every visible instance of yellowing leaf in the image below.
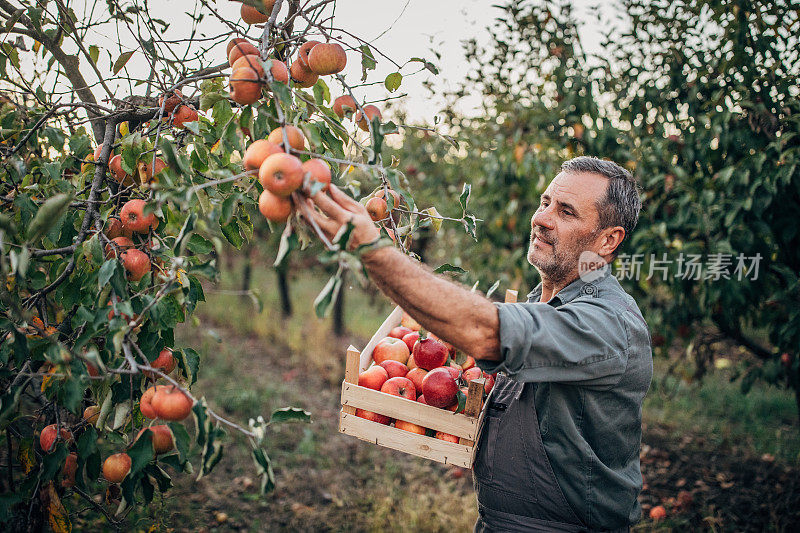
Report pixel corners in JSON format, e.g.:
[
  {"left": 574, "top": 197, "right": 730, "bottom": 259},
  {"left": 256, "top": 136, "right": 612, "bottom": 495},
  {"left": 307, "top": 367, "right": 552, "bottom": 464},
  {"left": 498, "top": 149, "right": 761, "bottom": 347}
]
[
  {"left": 424, "top": 207, "right": 442, "bottom": 232},
  {"left": 112, "top": 50, "right": 134, "bottom": 74},
  {"left": 41, "top": 366, "right": 57, "bottom": 392},
  {"left": 17, "top": 439, "right": 35, "bottom": 474},
  {"left": 44, "top": 482, "right": 72, "bottom": 533}
]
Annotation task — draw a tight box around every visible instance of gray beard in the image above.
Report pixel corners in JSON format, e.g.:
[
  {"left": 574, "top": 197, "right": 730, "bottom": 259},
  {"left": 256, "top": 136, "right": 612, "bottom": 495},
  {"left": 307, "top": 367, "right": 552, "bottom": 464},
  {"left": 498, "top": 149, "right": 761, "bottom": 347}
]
[
  {"left": 529, "top": 239, "right": 574, "bottom": 284},
  {"left": 528, "top": 229, "right": 598, "bottom": 285}
]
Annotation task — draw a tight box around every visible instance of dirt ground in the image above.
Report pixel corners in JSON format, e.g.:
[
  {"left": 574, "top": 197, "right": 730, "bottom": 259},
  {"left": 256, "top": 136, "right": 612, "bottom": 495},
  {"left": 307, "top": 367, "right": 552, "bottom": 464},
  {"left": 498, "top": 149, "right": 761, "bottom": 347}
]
[{"left": 154, "top": 322, "right": 800, "bottom": 533}]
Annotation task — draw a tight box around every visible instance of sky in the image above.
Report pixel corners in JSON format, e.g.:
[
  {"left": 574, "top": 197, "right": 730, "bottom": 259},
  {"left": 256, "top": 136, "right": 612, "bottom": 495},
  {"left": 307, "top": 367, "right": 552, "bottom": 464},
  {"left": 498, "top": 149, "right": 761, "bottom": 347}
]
[
  {"left": 329, "top": 0, "right": 611, "bottom": 122},
  {"left": 14, "top": 1, "right": 614, "bottom": 129},
  {"left": 60, "top": 0, "right": 613, "bottom": 123}
]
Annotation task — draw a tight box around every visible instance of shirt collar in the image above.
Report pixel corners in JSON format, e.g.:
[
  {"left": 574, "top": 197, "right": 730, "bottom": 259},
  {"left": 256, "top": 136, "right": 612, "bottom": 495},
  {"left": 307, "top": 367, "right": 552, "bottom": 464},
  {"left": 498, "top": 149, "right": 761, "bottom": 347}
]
[{"left": 526, "top": 268, "right": 613, "bottom": 306}]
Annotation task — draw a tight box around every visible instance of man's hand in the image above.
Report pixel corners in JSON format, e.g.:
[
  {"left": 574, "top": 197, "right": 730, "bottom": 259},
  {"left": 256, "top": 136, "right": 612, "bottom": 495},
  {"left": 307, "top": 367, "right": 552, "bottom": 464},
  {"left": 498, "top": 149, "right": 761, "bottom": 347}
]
[
  {"left": 301, "top": 185, "right": 381, "bottom": 250},
  {"left": 300, "top": 185, "right": 501, "bottom": 362}
]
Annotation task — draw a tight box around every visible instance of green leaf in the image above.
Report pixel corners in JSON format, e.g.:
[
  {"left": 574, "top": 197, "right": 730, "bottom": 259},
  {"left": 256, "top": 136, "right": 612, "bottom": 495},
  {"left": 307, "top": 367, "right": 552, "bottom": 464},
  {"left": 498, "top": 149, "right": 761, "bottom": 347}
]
[
  {"left": 384, "top": 72, "right": 402, "bottom": 92},
  {"left": 168, "top": 422, "right": 192, "bottom": 466},
  {"left": 269, "top": 407, "right": 311, "bottom": 424},
  {"left": 433, "top": 263, "right": 467, "bottom": 275},
  {"left": 458, "top": 183, "right": 471, "bottom": 212},
  {"left": 314, "top": 270, "right": 342, "bottom": 318},
  {"left": 193, "top": 400, "right": 210, "bottom": 448},
  {"left": 462, "top": 215, "right": 478, "bottom": 241},
  {"left": 252, "top": 447, "right": 276, "bottom": 494},
  {"left": 112, "top": 50, "right": 135, "bottom": 74},
  {"left": 220, "top": 219, "right": 244, "bottom": 249},
  {"left": 26, "top": 193, "right": 73, "bottom": 242},
  {"left": 97, "top": 260, "right": 128, "bottom": 297},
  {"left": 409, "top": 57, "right": 439, "bottom": 75},
  {"left": 454, "top": 388, "right": 467, "bottom": 414},
  {"left": 359, "top": 44, "right": 377, "bottom": 81},
  {"left": 271, "top": 78, "right": 292, "bottom": 108},
  {"left": 178, "top": 348, "right": 200, "bottom": 386},
  {"left": 88, "top": 45, "right": 99, "bottom": 64},
  {"left": 128, "top": 429, "right": 155, "bottom": 476},
  {"left": 273, "top": 227, "right": 298, "bottom": 268},
  {"left": 312, "top": 78, "right": 330, "bottom": 105},
  {"left": 40, "top": 443, "right": 68, "bottom": 481},
  {"left": 186, "top": 233, "right": 213, "bottom": 255}
]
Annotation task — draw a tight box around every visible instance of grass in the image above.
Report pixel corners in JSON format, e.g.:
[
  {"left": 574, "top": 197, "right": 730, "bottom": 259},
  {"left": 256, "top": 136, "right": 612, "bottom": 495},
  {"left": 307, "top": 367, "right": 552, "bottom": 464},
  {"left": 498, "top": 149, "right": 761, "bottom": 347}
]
[
  {"left": 133, "top": 249, "right": 799, "bottom": 531},
  {"left": 644, "top": 360, "right": 800, "bottom": 464}
]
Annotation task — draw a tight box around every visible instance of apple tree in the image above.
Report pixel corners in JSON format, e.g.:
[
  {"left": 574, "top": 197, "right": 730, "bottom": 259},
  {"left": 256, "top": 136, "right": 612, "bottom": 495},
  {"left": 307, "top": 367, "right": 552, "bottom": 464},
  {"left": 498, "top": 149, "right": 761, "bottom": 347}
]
[
  {"left": 0, "top": 0, "right": 472, "bottom": 528},
  {"left": 397, "top": 0, "right": 800, "bottom": 416}
]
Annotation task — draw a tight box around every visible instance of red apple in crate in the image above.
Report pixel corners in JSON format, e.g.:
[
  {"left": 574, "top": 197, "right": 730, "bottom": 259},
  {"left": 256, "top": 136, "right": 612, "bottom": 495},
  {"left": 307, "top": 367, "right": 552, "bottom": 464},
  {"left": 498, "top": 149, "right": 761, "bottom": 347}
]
[
  {"left": 356, "top": 408, "right": 391, "bottom": 425},
  {"left": 379, "top": 360, "right": 408, "bottom": 379},
  {"left": 359, "top": 365, "right": 389, "bottom": 390},
  {"left": 401, "top": 331, "right": 419, "bottom": 353},
  {"left": 389, "top": 326, "right": 413, "bottom": 339},
  {"left": 395, "top": 419, "right": 426, "bottom": 435},
  {"left": 406, "top": 368, "right": 428, "bottom": 395},
  {"left": 435, "top": 431, "right": 459, "bottom": 443},
  {"left": 372, "top": 337, "right": 410, "bottom": 365},
  {"left": 413, "top": 337, "right": 449, "bottom": 370},
  {"left": 380, "top": 376, "right": 416, "bottom": 400},
  {"left": 430, "top": 333, "right": 456, "bottom": 357},
  {"left": 401, "top": 311, "right": 421, "bottom": 331},
  {"left": 407, "top": 354, "right": 418, "bottom": 370},
  {"left": 422, "top": 368, "right": 458, "bottom": 408},
  {"left": 417, "top": 395, "right": 428, "bottom": 404},
  {"left": 463, "top": 367, "right": 483, "bottom": 383},
  {"left": 484, "top": 373, "right": 496, "bottom": 394},
  {"left": 461, "top": 356, "right": 476, "bottom": 370},
  {"left": 446, "top": 365, "right": 461, "bottom": 380}
]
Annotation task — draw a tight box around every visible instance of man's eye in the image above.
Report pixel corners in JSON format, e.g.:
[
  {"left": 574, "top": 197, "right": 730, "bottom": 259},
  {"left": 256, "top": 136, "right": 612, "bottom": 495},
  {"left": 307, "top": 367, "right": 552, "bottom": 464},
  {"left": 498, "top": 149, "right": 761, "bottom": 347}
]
[{"left": 563, "top": 210, "right": 573, "bottom": 216}]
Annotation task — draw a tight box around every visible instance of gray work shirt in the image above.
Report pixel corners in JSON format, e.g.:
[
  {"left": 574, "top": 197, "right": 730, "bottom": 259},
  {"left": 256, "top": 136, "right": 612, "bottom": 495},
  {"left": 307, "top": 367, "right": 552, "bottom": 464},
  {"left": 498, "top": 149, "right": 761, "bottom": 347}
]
[{"left": 476, "top": 270, "right": 652, "bottom": 530}]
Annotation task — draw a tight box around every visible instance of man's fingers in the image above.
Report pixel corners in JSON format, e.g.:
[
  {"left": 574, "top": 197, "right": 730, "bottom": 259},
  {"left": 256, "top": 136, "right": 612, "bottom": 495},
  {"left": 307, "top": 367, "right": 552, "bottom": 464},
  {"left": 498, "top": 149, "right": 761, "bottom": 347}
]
[
  {"left": 328, "top": 184, "right": 365, "bottom": 211},
  {"left": 312, "top": 188, "right": 352, "bottom": 223},
  {"left": 301, "top": 200, "right": 339, "bottom": 237}
]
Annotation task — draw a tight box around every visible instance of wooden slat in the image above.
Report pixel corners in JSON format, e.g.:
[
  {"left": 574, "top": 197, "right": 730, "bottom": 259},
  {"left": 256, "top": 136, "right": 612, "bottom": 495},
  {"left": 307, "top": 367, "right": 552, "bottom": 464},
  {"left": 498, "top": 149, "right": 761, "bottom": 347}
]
[
  {"left": 359, "top": 306, "right": 404, "bottom": 371},
  {"left": 341, "top": 382, "right": 479, "bottom": 439},
  {"left": 339, "top": 412, "right": 473, "bottom": 468},
  {"left": 342, "top": 347, "right": 360, "bottom": 416},
  {"left": 469, "top": 405, "right": 488, "bottom": 469},
  {"left": 505, "top": 289, "right": 518, "bottom": 303},
  {"left": 459, "top": 377, "right": 486, "bottom": 446}
]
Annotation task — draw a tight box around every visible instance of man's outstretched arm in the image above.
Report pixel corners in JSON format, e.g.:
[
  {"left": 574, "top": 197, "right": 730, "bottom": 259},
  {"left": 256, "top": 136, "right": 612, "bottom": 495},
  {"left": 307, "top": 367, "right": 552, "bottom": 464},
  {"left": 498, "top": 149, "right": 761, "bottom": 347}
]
[{"left": 305, "top": 185, "right": 501, "bottom": 361}]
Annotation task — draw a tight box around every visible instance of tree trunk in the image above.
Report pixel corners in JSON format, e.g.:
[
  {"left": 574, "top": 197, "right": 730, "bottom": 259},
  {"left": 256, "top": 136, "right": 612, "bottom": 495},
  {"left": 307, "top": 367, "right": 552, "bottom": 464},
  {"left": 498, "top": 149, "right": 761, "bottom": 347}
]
[
  {"left": 276, "top": 267, "right": 292, "bottom": 317},
  {"left": 332, "top": 272, "right": 346, "bottom": 337},
  {"left": 240, "top": 246, "right": 255, "bottom": 298}
]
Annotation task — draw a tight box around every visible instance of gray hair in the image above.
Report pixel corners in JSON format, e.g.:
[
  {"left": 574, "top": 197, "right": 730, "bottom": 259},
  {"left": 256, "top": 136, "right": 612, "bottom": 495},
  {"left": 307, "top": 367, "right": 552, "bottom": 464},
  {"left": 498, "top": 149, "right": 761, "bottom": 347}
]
[{"left": 560, "top": 156, "right": 642, "bottom": 255}]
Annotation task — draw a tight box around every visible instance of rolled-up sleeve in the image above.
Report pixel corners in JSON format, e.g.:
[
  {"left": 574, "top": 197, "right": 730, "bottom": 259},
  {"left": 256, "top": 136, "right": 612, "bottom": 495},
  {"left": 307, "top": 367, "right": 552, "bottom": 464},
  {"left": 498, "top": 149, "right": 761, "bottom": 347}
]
[{"left": 476, "top": 299, "right": 630, "bottom": 387}]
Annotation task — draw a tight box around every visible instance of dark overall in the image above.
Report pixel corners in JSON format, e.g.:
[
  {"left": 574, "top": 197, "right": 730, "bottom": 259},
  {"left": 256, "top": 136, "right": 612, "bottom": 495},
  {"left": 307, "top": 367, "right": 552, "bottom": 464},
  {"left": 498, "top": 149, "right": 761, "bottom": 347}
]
[{"left": 473, "top": 374, "right": 629, "bottom": 533}]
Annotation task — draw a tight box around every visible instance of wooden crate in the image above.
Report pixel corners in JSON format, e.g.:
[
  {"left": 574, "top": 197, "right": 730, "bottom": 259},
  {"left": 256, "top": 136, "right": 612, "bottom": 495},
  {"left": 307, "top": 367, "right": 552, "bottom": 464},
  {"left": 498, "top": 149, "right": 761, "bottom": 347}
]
[{"left": 338, "top": 289, "right": 518, "bottom": 468}]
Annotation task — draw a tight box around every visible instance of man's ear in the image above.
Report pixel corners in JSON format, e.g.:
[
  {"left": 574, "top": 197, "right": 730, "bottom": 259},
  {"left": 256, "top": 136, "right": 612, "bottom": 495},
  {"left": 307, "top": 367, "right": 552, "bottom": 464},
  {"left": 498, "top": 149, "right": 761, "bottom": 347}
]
[{"left": 598, "top": 226, "right": 625, "bottom": 257}]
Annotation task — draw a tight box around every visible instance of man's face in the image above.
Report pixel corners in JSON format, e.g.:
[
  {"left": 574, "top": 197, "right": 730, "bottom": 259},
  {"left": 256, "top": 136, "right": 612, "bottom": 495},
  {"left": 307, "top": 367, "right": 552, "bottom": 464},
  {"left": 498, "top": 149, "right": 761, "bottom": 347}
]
[{"left": 527, "top": 171, "right": 608, "bottom": 283}]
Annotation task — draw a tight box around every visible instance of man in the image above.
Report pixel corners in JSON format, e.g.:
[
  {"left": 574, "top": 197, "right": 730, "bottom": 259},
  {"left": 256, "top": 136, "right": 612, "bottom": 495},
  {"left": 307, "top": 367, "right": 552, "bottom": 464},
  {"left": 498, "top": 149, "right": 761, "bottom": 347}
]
[{"left": 305, "top": 156, "right": 652, "bottom": 532}]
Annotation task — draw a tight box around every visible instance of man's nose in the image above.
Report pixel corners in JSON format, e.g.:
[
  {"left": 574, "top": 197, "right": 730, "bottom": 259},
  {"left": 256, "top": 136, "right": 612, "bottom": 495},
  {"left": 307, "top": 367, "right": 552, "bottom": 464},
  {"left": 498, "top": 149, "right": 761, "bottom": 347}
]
[{"left": 532, "top": 206, "right": 555, "bottom": 230}]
